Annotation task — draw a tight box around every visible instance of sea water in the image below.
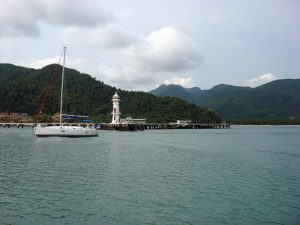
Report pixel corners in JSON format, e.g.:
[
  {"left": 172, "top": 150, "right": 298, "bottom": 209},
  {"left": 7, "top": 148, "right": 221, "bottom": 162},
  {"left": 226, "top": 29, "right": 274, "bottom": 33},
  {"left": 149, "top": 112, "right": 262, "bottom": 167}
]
[{"left": 0, "top": 126, "right": 299, "bottom": 225}]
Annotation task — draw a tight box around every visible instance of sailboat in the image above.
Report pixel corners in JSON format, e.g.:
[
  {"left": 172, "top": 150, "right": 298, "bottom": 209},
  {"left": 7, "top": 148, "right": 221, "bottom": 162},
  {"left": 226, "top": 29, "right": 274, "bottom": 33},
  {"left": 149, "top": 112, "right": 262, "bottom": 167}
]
[{"left": 34, "top": 47, "right": 98, "bottom": 137}]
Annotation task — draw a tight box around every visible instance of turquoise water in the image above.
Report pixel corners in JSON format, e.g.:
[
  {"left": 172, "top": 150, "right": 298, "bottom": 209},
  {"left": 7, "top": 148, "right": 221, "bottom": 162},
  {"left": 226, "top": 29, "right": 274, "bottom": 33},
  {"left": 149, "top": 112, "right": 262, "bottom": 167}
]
[{"left": 0, "top": 126, "right": 300, "bottom": 225}]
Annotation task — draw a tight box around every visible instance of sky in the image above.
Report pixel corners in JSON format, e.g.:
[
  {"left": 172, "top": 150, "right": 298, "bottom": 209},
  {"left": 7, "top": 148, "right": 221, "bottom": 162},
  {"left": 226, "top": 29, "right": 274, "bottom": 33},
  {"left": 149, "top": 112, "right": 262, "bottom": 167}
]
[{"left": 0, "top": 0, "right": 299, "bottom": 91}]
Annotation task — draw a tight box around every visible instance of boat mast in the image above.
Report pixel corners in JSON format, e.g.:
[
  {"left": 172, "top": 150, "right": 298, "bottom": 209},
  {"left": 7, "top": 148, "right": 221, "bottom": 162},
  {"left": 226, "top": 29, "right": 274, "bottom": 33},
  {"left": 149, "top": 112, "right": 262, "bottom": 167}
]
[{"left": 60, "top": 47, "right": 66, "bottom": 126}]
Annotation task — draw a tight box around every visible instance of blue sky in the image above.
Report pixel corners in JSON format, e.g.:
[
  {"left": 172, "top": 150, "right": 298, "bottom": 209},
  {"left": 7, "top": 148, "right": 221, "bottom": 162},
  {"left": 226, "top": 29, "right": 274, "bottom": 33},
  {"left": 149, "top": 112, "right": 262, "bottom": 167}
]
[{"left": 0, "top": 0, "right": 299, "bottom": 90}]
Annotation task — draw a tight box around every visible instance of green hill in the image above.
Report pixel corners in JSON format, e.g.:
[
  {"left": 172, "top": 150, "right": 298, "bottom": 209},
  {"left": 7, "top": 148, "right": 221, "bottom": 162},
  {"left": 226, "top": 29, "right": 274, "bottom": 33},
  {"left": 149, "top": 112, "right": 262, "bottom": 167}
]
[
  {"left": 151, "top": 84, "right": 202, "bottom": 102},
  {"left": 150, "top": 80, "right": 300, "bottom": 120},
  {"left": 0, "top": 63, "right": 221, "bottom": 123}
]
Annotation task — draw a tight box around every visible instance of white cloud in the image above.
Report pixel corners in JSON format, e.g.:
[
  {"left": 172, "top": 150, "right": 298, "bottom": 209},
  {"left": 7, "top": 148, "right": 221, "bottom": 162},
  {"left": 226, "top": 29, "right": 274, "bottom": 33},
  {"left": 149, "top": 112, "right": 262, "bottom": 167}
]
[
  {"left": 164, "top": 77, "right": 194, "bottom": 88},
  {"left": 94, "top": 26, "right": 203, "bottom": 90},
  {"left": 97, "top": 64, "right": 156, "bottom": 90},
  {"left": 2, "top": 0, "right": 296, "bottom": 92},
  {"left": 246, "top": 73, "right": 277, "bottom": 87},
  {"left": 125, "top": 27, "right": 203, "bottom": 73},
  {"left": 87, "top": 25, "right": 136, "bottom": 50},
  {"left": 30, "top": 56, "right": 62, "bottom": 69},
  {"left": 0, "top": 0, "right": 112, "bottom": 38},
  {"left": 30, "top": 55, "right": 87, "bottom": 70},
  {"left": 0, "top": 0, "right": 44, "bottom": 37},
  {"left": 44, "top": 0, "right": 111, "bottom": 27},
  {"left": 57, "top": 24, "right": 136, "bottom": 53}
]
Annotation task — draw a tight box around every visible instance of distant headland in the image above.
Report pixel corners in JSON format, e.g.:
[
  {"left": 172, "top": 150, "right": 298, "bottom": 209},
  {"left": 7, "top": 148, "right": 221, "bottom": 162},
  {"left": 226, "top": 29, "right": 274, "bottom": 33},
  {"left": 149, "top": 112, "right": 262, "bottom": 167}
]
[{"left": 150, "top": 79, "right": 300, "bottom": 123}]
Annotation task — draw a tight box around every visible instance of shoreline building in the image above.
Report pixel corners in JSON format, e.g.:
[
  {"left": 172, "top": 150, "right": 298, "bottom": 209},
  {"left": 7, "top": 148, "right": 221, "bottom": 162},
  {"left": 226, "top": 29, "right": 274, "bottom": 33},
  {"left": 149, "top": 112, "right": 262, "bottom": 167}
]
[{"left": 111, "top": 91, "right": 121, "bottom": 124}]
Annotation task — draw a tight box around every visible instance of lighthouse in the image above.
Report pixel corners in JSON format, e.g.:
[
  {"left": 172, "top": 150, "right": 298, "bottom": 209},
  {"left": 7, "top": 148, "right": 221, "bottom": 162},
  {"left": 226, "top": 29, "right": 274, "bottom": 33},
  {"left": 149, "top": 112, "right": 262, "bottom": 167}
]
[{"left": 111, "top": 91, "right": 121, "bottom": 124}]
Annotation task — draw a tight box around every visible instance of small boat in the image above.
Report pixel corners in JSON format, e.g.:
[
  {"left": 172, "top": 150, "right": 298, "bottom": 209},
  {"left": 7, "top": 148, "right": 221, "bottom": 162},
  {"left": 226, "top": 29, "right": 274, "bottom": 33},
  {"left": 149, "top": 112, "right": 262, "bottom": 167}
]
[{"left": 34, "top": 47, "right": 98, "bottom": 137}]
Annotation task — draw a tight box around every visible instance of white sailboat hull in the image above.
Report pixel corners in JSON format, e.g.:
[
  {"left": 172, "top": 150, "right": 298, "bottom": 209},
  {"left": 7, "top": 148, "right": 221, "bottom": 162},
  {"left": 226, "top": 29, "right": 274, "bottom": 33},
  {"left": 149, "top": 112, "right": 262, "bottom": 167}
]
[
  {"left": 34, "top": 47, "right": 99, "bottom": 138},
  {"left": 34, "top": 124, "right": 98, "bottom": 137}
]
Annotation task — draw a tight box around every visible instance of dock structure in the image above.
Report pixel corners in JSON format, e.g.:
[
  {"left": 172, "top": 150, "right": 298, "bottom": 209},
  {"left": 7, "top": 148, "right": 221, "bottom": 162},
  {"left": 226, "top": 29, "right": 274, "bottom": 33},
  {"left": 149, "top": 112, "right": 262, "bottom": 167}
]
[
  {"left": 143, "top": 123, "right": 230, "bottom": 130},
  {"left": 100, "top": 123, "right": 145, "bottom": 131},
  {"left": 1, "top": 122, "right": 230, "bottom": 130},
  {"left": 0, "top": 123, "right": 94, "bottom": 129},
  {"left": 98, "top": 123, "right": 230, "bottom": 130},
  {"left": 0, "top": 123, "right": 34, "bottom": 128}
]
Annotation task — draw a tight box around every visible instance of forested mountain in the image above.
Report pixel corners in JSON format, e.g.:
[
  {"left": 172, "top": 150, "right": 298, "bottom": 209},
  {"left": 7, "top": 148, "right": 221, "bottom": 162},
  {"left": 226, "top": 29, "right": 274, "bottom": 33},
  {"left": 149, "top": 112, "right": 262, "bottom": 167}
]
[
  {"left": 0, "top": 63, "right": 221, "bottom": 123},
  {"left": 150, "top": 80, "right": 300, "bottom": 119},
  {"left": 151, "top": 84, "right": 202, "bottom": 102}
]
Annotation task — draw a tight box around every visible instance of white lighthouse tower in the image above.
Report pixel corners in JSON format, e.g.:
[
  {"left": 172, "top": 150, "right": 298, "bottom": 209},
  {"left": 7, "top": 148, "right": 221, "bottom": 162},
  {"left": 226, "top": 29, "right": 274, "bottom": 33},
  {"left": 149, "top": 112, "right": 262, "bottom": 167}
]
[{"left": 111, "top": 91, "right": 121, "bottom": 124}]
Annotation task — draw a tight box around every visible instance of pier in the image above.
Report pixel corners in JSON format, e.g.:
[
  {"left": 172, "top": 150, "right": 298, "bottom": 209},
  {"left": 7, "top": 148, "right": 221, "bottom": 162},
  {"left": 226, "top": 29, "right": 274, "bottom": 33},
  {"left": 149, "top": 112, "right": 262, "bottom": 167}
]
[
  {"left": 99, "top": 123, "right": 230, "bottom": 130},
  {"left": 1, "top": 122, "right": 230, "bottom": 130},
  {"left": 0, "top": 123, "right": 34, "bottom": 128},
  {"left": 142, "top": 123, "right": 230, "bottom": 130}
]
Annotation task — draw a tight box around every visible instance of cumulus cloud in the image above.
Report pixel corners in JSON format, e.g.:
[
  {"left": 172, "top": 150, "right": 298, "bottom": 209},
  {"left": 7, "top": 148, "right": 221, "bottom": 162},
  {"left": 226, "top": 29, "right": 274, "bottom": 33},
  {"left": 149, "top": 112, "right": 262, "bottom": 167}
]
[
  {"left": 97, "top": 63, "right": 156, "bottom": 90},
  {"left": 57, "top": 24, "right": 136, "bottom": 52},
  {"left": 0, "top": 0, "right": 44, "bottom": 37},
  {"left": 87, "top": 25, "right": 136, "bottom": 49},
  {"left": 246, "top": 73, "right": 277, "bottom": 87},
  {"left": 30, "top": 56, "right": 62, "bottom": 69},
  {"left": 125, "top": 27, "right": 203, "bottom": 73},
  {"left": 0, "top": 0, "right": 112, "bottom": 37},
  {"left": 44, "top": 0, "right": 111, "bottom": 27},
  {"left": 164, "top": 76, "right": 194, "bottom": 88},
  {"left": 95, "top": 27, "right": 203, "bottom": 90},
  {"left": 30, "top": 55, "right": 87, "bottom": 70}
]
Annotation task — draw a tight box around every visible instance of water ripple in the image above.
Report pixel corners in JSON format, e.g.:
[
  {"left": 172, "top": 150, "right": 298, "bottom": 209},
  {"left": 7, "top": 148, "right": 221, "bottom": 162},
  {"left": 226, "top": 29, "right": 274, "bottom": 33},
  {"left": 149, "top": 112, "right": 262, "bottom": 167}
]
[{"left": 0, "top": 127, "right": 300, "bottom": 225}]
